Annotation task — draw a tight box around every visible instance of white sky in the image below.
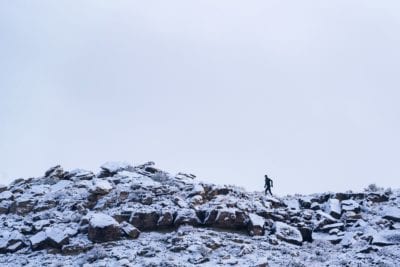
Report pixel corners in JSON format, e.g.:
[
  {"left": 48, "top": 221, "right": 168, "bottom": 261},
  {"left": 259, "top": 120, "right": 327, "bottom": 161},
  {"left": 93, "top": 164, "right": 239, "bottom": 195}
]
[{"left": 1, "top": 1, "right": 400, "bottom": 195}]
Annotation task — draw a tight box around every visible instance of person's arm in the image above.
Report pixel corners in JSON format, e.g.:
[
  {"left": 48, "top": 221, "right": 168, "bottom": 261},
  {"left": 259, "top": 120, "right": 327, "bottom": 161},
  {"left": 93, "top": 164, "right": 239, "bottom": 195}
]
[{"left": 271, "top": 180, "right": 273, "bottom": 187}]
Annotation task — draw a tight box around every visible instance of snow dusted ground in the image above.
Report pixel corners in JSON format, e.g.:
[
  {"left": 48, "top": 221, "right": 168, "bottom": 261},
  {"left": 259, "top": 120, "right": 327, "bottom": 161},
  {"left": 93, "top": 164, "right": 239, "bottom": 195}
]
[{"left": 0, "top": 162, "right": 399, "bottom": 266}]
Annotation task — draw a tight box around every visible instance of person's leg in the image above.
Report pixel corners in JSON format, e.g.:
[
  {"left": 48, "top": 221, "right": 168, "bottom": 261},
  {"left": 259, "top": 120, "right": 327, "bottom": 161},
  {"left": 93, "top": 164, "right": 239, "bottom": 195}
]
[{"left": 268, "top": 187, "right": 272, "bottom": 195}]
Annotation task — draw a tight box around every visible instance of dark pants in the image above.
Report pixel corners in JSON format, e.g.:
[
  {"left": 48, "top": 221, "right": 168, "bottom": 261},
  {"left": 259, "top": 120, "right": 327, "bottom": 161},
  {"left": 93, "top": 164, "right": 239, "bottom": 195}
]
[{"left": 265, "top": 186, "right": 272, "bottom": 195}]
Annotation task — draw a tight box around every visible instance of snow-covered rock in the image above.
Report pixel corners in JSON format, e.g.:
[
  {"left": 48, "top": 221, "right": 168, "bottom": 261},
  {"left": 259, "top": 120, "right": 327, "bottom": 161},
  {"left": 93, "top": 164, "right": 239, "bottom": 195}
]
[
  {"left": 90, "top": 179, "right": 113, "bottom": 195},
  {"left": 325, "top": 198, "right": 342, "bottom": 219},
  {"left": 273, "top": 221, "right": 303, "bottom": 246},
  {"left": 382, "top": 207, "right": 400, "bottom": 222},
  {"left": 88, "top": 213, "right": 121, "bottom": 243},
  {"left": 247, "top": 213, "right": 265, "bottom": 236}
]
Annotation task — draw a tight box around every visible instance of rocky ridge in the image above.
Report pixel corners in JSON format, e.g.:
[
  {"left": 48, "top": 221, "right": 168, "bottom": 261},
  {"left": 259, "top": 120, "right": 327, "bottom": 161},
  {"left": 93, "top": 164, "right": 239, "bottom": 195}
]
[{"left": 0, "top": 162, "right": 399, "bottom": 266}]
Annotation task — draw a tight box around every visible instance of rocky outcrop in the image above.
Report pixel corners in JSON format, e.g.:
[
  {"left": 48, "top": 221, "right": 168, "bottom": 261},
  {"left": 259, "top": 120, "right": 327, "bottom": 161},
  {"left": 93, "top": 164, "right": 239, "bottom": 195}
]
[{"left": 0, "top": 162, "right": 399, "bottom": 266}]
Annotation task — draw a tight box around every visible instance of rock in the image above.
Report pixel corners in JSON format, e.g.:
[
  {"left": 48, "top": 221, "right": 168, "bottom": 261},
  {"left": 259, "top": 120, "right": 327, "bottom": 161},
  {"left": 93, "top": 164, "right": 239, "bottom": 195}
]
[
  {"left": 335, "top": 192, "right": 365, "bottom": 201},
  {"left": 372, "top": 230, "right": 400, "bottom": 246},
  {"left": 45, "top": 227, "right": 70, "bottom": 248},
  {"left": 341, "top": 200, "right": 360, "bottom": 214},
  {"left": 320, "top": 223, "right": 344, "bottom": 233},
  {"left": 368, "top": 193, "right": 389, "bottom": 203},
  {"left": 90, "top": 179, "right": 113, "bottom": 195},
  {"left": 310, "top": 202, "right": 321, "bottom": 210},
  {"left": 130, "top": 209, "right": 159, "bottom": 231},
  {"left": 0, "top": 231, "right": 27, "bottom": 253},
  {"left": 45, "top": 165, "right": 65, "bottom": 178},
  {"left": 298, "top": 226, "right": 313, "bottom": 242},
  {"left": 247, "top": 213, "right": 265, "bottom": 236},
  {"left": 0, "top": 191, "right": 13, "bottom": 201},
  {"left": 88, "top": 213, "right": 121, "bottom": 242},
  {"left": 358, "top": 246, "right": 379, "bottom": 254},
  {"left": 61, "top": 237, "right": 93, "bottom": 255},
  {"left": 157, "top": 210, "right": 175, "bottom": 228},
  {"left": 298, "top": 197, "right": 312, "bottom": 209},
  {"left": 205, "top": 208, "right": 248, "bottom": 230},
  {"left": 325, "top": 199, "right": 341, "bottom": 219},
  {"left": 0, "top": 201, "right": 11, "bottom": 214},
  {"left": 65, "top": 169, "right": 95, "bottom": 180},
  {"left": 174, "top": 209, "right": 201, "bottom": 227},
  {"left": 29, "top": 227, "right": 69, "bottom": 251},
  {"left": 99, "top": 161, "right": 134, "bottom": 177},
  {"left": 10, "top": 197, "right": 37, "bottom": 215},
  {"left": 29, "top": 231, "right": 49, "bottom": 251},
  {"left": 0, "top": 185, "right": 7, "bottom": 193},
  {"left": 382, "top": 207, "right": 400, "bottom": 222},
  {"left": 273, "top": 222, "right": 302, "bottom": 246},
  {"left": 120, "top": 222, "right": 140, "bottom": 239}
]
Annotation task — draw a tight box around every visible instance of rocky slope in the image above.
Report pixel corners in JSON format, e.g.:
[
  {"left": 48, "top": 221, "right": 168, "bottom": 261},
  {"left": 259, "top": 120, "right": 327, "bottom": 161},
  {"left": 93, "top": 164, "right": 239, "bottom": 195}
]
[{"left": 0, "top": 162, "right": 399, "bottom": 266}]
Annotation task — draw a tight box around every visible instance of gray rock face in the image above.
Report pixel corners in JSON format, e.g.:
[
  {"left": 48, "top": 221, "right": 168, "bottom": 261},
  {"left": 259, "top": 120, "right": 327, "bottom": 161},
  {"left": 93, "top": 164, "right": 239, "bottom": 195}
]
[{"left": 88, "top": 213, "right": 121, "bottom": 243}]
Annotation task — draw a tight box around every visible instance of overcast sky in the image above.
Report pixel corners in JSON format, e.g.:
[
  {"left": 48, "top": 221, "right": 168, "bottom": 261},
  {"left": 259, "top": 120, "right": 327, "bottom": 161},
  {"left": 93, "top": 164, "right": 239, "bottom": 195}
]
[{"left": 1, "top": 1, "right": 400, "bottom": 195}]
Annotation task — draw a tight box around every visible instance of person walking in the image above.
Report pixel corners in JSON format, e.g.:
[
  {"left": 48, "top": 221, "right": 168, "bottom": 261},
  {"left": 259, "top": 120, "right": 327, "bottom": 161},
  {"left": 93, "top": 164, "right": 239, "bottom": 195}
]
[{"left": 264, "top": 175, "right": 273, "bottom": 195}]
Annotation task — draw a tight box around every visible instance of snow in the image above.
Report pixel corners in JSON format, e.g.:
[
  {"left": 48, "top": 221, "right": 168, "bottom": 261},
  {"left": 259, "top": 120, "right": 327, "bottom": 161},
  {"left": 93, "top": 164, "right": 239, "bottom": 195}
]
[{"left": 89, "top": 213, "right": 119, "bottom": 228}]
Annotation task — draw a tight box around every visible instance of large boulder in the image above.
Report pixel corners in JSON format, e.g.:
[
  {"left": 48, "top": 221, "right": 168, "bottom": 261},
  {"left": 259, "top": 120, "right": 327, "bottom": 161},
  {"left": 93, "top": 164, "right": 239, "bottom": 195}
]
[
  {"left": 247, "top": 213, "right": 265, "bottom": 236},
  {"left": 88, "top": 213, "right": 121, "bottom": 243},
  {"left": 273, "top": 222, "right": 303, "bottom": 246}
]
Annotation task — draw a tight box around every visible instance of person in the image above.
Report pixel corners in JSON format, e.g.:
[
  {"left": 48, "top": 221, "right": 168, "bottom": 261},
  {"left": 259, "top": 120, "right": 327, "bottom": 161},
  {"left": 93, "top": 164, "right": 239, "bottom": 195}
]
[{"left": 264, "top": 175, "right": 273, "bottom": 195}]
